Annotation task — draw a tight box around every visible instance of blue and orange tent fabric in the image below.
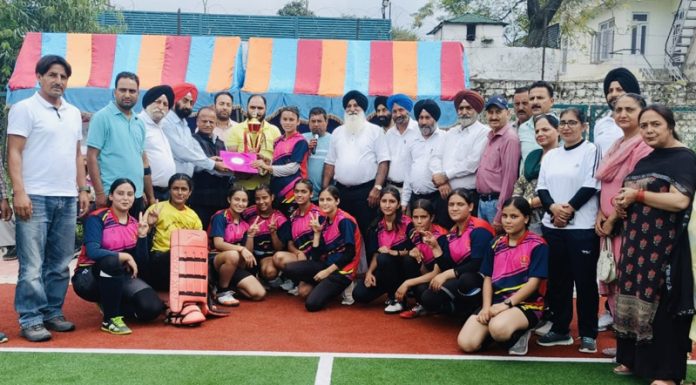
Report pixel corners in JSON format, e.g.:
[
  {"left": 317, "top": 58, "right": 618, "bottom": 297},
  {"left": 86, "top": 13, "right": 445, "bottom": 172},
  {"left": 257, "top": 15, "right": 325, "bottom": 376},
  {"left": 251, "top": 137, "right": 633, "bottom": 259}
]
[
  {"left": 7, "top": 32, "right": 244, "bottom": 112},
  {"left": 241, "top": 37, "right": 469, "bottom": 126},
  {"left": 6, "top": 32, "right": 469, "bottom": 126}
]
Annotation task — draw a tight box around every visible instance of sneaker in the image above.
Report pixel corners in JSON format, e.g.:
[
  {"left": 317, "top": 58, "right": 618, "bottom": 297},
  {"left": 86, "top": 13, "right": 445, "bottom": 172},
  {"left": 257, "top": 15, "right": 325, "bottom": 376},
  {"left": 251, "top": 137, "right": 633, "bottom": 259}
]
[
  {"left": 20, "top": 324, "right": 52, "bottom": 342},
  {"left": 578, "top": 337, "right": 597, "bottom": 353},
  {"left": 266, "top": 277, "right": 284, "bottom": 289},
  {"left": 280, "top": 278, "right": 296, "bottom": 291},
  {"left": 44, "top": 316, "right": 75, "bottom": 332},
  {"left": 1, "top": 246, "right": 17, "bottom": 261},
  {"left": 384, "top": 300, "right": 404, "bottom": 314},
  {"left": 508, "top": 330, "right": 532, "bottom": 356},
  {"left": 598, "top": 312, "right": 614, "bottom": 331},
  {"left": 399, "top": 304, "right": 427, "bottom": 319},
  {"left": 537, "top": 331, "right": 574, "bottom": 347},
  {"left": 602, "top": 347, "right": 617, "bottom": 357},
  {"left": 534, "top": 320, "right": 553, "bottom": 336},
  {"left": 217, "top": 290, "right": 240, "bottom": 307},
  {"left": 101, "top": 316, "right": 132, "bottom": 335},
  {"left": 0, "top": 331, "right": 8, "bottom": 343},
  {"left": 341, "top": 281, "right": 355, "bottom": 305},
  {"left": 287, "top": 286, "right": 299, "bottom": 296}
]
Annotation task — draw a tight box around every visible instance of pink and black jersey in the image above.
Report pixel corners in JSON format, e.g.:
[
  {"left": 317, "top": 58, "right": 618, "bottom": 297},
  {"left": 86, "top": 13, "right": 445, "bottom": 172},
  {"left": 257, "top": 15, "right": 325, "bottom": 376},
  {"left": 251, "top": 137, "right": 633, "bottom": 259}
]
[
  {"left": 437, "top": 217, "right": 495, "bottom": 275},
  {"left": 209, "top": 209, "right": 249, "bottom": 246},
  {"left": 242, "top": 206, "right": 289, "bottom": 258},
  {"left": 480, "top": 231, "right": 548, "bottom": 314},
  {"left": 408, "top": 224, "right": 448, "bottom": 270},
  {"left": 313, "top": 209, "right": 362, "bottom": 279},
  {"left": 282, "top": 204, "right": 321, "bottom": 253},
  {"left": 270, "top": 132, "right": 309, "bottom": 203},
  {"left": 366, "top": 216, "right": 414, "bottom": 257},
  {"left": 77, "top": 208, "right": 140, "bottom": 268}
]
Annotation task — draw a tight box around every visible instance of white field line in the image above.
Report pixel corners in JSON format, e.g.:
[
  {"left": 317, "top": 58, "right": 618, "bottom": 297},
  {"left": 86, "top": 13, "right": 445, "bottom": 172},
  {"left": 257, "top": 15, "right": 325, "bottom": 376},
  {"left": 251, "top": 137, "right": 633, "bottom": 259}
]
[{"left": 314, "top": 355, "right": 334, "bottom": 385}]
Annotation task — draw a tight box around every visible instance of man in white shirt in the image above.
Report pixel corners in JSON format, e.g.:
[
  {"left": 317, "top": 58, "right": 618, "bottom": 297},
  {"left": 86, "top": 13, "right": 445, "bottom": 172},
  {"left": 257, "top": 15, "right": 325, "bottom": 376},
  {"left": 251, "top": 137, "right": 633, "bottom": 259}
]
[
  {"left": 369, "top": 96, "right": 392, "bottom": 133},
  {"left": 430, "top": 89, "right": 489, "bottom": 228},
  {"left": 513, "top": 86, "right": 531, "bottom": 129},
  {"left": 7, "top": 55, "right": 90, "bottom": 342},
  {"left": 518, "top": 81, "right": 555, "bottom": 164},
  {"left": 401, "top": 100, "right": 444, "bottom": 216},
  {"left": 161, "top": 83, "right": 227, "bottom": 177},
  {"left": 212, "top": 91, "right": 238, "bottom": 145},
  {"left": 323, "top": 90, "right": 390, "bottom": 256},
  {"left": 594, "top": 67, "right": 641, "bottom": 157},
  {"left": 140, "top": 85, "right": 176, "bottom": 201},
  {"left": 385, "top": 94, "right": 419, "bottom": 190}
]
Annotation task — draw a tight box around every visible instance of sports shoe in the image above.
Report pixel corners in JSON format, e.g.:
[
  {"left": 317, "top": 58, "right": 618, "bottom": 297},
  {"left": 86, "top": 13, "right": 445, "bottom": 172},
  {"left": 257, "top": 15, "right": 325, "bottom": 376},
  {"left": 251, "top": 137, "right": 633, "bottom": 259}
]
[
  {"left": 44, "top": 316, "right": 75, "bottom": 332},
  {"left": 1, "top": 246, "right": 17, "bottom": 261},
  {"left": 217, "top": 290, "right": 240, "bottom": 307},
  {"left": 20, "top": 324, "right": 52, "bottom": 342},
  {"left": 0, "top": 331, "right": 8, "bottom": 343},
  {"left": 598, "top": 312, "right": 614, "bottom": 331},
  {"left": 280, "top": 278, "right": 296, "bottom": 292},
  {"left": 266, "top": 277, "right": 284, "bottom": 289},
  {"left": 533, "top": 320, "right": 553, "bottom": 336},
  {"left": 602, "top": 347, "right": 617, "bottom": 357},
  {"left": 399, "top": 304, "right": 427, "bottom": 319},
  {"left": 287, "top": 286, "right": 299, "bottom": 296},
  {"left": 101, "top": 316, "right": 132, "bottom": 335},
  {"left": 578, "top": 337, "right": 597, "bottom": 353},
  {"left": 508, "top": 330, "right": 531, "bottom": 356},
  {"left": 384, "top": 300, "right": 404, "bottom": 314},
  {"left": 537, "top": 331, "right": 574, "bottom": 347},
  {"left": 341, "top": 281, "right": 355, "bottom": 305}
]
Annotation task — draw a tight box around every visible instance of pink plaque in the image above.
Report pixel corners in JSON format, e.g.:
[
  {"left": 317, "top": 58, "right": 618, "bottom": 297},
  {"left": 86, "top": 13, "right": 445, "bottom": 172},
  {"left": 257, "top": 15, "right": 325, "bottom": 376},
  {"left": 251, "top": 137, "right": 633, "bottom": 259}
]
[{"left": 220, "top": 151, "right": 258, "bottom": 174}]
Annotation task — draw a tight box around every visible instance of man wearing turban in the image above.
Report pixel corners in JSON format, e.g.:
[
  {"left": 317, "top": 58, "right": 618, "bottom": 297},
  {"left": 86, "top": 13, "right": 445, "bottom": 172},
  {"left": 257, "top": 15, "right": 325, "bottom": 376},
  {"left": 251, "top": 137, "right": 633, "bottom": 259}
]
[
  {"left": 370, "top": 96, "right": 392, "bottom": 132},
  {"left": 87, "top": 71, "right": 154, "bottom": 215},
  {"left": 401, "top": 99, "right": 445, "bottom": 220},
  {"left": 385, "top": 94, "right": 419, "bottom": 190},
  {"left": 594, "top": 67, "right": 641, "bottom": 157},
  {"left": 430, "top": 89, "right": 490, "bottom": 228},
  {"left": 517, "top": 81, "right": 556, "bottom": 164},
  {"left": 162, "top": 82, "right": 228, "bottom": 178},
  {"left": 140, "top": 85, "right": 176, "bottom": 201},
  {"left": 323, "top": 90, "right": 390, "bottom": 262},
  {"left": 226, "top": 94, "right": 281, "bottom": 190}
]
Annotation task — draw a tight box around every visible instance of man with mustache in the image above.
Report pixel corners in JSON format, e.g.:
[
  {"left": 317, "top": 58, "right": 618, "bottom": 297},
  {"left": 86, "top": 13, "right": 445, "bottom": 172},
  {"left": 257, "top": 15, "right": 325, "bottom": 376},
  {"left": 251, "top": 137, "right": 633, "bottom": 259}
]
[
  {"left": 8, "top": 55, "right": 90, "bottom": 341},
  {"left": 385, "top": 94, "right": 419, "bottom": 191},
  {"left": 476, "top": 95, "right": 521, "bottom": 233},
  {"left": 303, "top": 107, "right": 332, "bottom": 202},
  {"left": 401, "top": 99, "right": 444, "bottom": 216},
  {"left": 212, "top": 91, "right": 238, "bottom": 145},
  {"left": 87, "top": 72, "right": 154, "bottom": 216},
  {"left": 518, "top": 81, "right": 556, "bottom": 164},
  {"left": 226, "top": 94, "right": 281, "bottom": 191},
  {"left": 162, "top": 83, "right": 228, "bottom": 179},
  {"left": 370, "top": 96, "right": 392, "bottom": 133},
  {"left": 594, "top": 67, "right": 641, "bottom": 157},
  {"left": 430, "top": 89, "right": 489, "bottom": 229},
  {"left": 140, "top": 85, "right": 176, "bottom": 201},
  {"left": 513, "top": 86, "right": 531, "bottom": 128},
  {"left": 323, "top": 90, "right": 390, "bottom": 261}
]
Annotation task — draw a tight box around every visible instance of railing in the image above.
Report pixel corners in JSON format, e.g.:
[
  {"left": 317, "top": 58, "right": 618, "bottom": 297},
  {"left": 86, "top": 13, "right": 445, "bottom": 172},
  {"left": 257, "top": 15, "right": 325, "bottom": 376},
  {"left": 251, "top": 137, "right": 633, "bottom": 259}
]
[{"left": 664, "top": 0, "right": 690, "bottom": 81}]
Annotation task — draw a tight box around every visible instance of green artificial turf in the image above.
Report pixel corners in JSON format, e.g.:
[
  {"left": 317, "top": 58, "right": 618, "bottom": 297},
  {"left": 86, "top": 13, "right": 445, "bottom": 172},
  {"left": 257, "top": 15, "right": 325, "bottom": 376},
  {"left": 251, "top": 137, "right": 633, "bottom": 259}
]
[
  {"left": 332, "top": 358, "right": 696, "bottom": 385},
  {"left": 0, "top": 352, "right": 318, "bottom": 385}
]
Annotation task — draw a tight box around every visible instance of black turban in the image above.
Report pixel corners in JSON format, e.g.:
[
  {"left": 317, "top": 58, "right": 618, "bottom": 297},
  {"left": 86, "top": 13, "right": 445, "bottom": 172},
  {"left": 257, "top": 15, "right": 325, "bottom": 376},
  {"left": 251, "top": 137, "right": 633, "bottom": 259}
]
[
  {"left": 342, "top": 90, "right": 368, "bottom": 111},
  {"left": 374, "top": 95, "right": 388, "bottom": 110},
  {"left": 603, "top": 67, "right": 640, "bottom": 96},
  {"left": 413, "top": 99, "right": 441, "bottom": 121},
  {"left": 142, "top": 85, "right": 174, "bottom": 109}
]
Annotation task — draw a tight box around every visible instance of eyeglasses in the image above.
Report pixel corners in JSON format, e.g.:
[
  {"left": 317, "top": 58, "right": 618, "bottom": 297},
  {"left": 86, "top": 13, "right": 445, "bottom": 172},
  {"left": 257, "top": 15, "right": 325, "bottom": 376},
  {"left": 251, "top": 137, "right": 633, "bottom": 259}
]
[{"left": 559, "top": 120, "right": 579, "bottom": 127}]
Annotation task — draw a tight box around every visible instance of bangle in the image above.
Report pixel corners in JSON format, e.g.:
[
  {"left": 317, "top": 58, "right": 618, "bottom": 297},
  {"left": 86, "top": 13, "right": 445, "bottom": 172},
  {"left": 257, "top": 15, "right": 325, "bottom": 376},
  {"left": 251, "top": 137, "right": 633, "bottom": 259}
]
[
  {"left": 95, "top": 191, "right": 105, "bottom": 196},
  {"left": 636, "top": 189, "right": 645, "bottom": 203}
]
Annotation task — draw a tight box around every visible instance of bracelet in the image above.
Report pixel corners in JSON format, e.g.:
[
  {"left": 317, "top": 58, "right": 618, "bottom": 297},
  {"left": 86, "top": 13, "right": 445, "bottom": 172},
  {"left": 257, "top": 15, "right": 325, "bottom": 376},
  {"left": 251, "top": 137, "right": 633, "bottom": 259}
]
[{"left": 636, "top": 189, "right": 645, "bottom": 203}]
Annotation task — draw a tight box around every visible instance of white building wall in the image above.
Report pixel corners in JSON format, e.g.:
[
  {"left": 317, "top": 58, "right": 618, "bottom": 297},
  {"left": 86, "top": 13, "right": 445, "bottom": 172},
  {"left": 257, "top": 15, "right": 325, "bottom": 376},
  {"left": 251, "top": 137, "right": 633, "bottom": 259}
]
[
  {"left": 433, "top": 24, "right": 506, "bottom": 48},
  {"left": 467, "top": 46, "right": 561, "bottom": 80}
]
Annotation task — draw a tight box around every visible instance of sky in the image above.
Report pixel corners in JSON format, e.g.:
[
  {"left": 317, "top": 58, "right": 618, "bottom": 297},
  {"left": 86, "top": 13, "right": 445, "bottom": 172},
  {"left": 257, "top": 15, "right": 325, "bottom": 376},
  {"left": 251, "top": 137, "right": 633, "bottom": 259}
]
[{"left": 109, "top": 0, "right": 438, "bottom": 35}]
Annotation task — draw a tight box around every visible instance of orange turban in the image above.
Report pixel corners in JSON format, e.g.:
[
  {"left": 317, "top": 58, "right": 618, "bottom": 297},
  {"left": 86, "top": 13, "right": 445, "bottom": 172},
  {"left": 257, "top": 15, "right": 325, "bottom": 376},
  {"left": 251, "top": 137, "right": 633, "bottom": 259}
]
[{"left": 453, "top": 89, "right": 484, "bottom": 113}]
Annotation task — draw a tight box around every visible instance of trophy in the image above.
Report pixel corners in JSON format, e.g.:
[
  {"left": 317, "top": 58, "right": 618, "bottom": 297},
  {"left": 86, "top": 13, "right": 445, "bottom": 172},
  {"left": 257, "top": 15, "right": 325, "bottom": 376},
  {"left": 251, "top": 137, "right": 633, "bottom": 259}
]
[{"left": 248, "top": 110, "right": 262, "bottom": 133}]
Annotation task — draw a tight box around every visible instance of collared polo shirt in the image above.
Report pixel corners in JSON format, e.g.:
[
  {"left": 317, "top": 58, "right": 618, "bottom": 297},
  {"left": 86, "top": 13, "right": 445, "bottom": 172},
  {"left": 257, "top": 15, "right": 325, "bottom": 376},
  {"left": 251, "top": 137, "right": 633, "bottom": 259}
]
[
  {"left": 7, "top": 92, "right": 82, "bottom": 197},
  {"left": 87, "top": 102, "right": 146, "bottom": 197}
]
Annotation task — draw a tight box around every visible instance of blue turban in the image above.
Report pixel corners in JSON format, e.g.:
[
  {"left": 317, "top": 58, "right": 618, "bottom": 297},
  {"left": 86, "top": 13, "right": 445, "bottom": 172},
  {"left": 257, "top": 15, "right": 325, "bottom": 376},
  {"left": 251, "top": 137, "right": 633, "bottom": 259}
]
[{"left": 386, "top": 93, "right": 414, "bottom": 112}]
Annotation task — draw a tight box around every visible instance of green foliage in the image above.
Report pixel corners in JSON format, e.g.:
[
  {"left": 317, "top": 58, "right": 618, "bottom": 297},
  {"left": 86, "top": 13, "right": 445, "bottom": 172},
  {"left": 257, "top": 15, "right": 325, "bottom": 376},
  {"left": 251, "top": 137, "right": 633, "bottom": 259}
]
[
  {"left": 0, "top": 0, "right": 120, "bottom": 88},
  {"left": 391, "top": 26, "right": 419, "bottom": 41},
  {"left": 277, "top": 0, "right": 315, "bottom": 17}
]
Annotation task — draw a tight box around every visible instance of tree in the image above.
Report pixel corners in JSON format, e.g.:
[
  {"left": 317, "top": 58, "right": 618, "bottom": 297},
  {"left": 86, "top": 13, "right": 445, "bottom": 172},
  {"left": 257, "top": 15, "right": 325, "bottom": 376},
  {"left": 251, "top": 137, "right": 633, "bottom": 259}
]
[
  {"left": 277, "top": 1, "right": 315, "bottom": 17},
  {"left": 412, "top": 0, "right": 599, "bottom": 47},
  {"left": 391, "top": 26, "right": 419, "bottom": 41},
  {"left": 0, "top": 0, "right": 120, "bottom": 88}
]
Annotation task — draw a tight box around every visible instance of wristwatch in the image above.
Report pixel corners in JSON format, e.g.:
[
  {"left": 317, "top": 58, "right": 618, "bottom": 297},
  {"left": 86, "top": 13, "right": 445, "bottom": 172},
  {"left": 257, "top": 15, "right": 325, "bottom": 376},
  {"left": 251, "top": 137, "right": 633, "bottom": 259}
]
[
  {"left": 78, "top": 186, "right": 90, "bottom": 193},
  {"left": 373, "top": 184, "right": 383, "bottom": 191},
  {"left": 504, "top": 299, "right": 513, "bottom": 308}
]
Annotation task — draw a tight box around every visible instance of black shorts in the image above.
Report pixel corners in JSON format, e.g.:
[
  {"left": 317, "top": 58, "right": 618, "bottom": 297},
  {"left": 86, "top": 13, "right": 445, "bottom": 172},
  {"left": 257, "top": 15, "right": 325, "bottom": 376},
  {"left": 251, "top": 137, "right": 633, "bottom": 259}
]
[
  {"left": 474, "top": 304, "right": 541, "bottom": 330},
  {"left": 208, "top": 253, "right": 254, "bottom": 288}
]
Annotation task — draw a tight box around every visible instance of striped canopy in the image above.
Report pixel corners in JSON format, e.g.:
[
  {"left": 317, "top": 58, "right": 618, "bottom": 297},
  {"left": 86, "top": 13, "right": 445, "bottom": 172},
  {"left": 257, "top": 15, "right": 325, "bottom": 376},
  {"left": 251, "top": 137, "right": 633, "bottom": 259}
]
[
  {"left": 7, "top": 32, "right": 244, "bottom": 111},
  {"left": 243, "top": 38, "right": 468, "bottom": 100}
]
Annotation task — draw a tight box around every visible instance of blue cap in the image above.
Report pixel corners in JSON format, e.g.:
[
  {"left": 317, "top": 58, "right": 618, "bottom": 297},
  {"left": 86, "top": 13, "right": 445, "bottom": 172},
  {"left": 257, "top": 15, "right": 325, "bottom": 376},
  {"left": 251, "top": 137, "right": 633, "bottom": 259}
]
[{"left": 484, "top": 94, "right": 508, "bottom": 111}]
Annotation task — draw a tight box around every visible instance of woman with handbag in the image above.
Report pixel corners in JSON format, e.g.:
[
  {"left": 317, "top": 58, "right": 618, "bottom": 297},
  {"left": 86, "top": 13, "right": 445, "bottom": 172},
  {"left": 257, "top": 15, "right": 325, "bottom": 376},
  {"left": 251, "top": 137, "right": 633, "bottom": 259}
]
[{"left": 594, "top": 94, "right": 652, "bottom": 333}]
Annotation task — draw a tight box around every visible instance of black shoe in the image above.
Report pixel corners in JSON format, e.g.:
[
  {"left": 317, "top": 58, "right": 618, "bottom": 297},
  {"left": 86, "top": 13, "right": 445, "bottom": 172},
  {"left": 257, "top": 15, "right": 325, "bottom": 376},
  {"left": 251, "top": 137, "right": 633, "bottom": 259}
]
[
  {"left": 44, "top": 316, "right": 75, "bottom": 332},
  {"left": 20, "top": 324, "right": 52, "bottom": 342}
]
